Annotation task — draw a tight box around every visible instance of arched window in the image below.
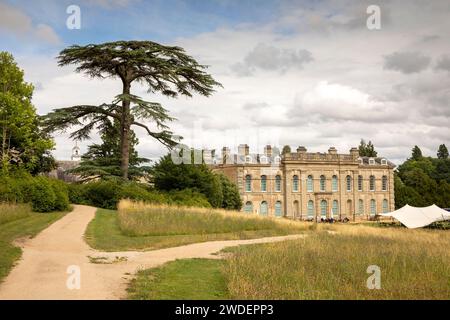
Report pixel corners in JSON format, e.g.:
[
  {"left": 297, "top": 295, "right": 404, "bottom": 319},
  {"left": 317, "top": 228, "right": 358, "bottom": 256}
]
[
  {"left": 382, "top": 175, "right": 388, "bottom": 191},
  {"left": 320, "top": 200, "right": 328, "bottom": 218},
  {"left": 358, "top": 175, "right": 363, "bottom": 191},
  {"left": 260, "top": 201, "right": 268, "bottom": 215},
  {"left": 358, "top": 199, "right": 364, "bottom": 215},
  {"left": 244, "top": 201, "right": 253, "bottom": 213},
  {"left": 292, "top": 175, "right": 299, "bottom": 192},
  {"left": 346, "top": 175, "right": 352, "bottom": 192},
  {"left": 332, "top": 200, "right": 339, "bottom": 218},
  {"left": 275, "top": 175, "right": 282, "bottom": 192},
  {"left": 275, "top": 201, "right": 282, "bottom": 217},
  {"left": 320, "top": 175, "right": 326, "bottom": 192},
  {"left": 370, "top": 175, "right": 375, "bottom": 191},
  {"left": 332, "top": 175, "right": 338, "bottom": 192},
  {"left": 245, "top": 175, "right": 252, "bottom": 192},
  {"left": 307, "top": 175, "right": 313, "bottom": 192},
  {"left": 382, "top": 199, "right": 389, "bottom": 213},
  {"left": 261, "top": 175, "right": 267, "bottom": 192},
  {"left": 370, "top": 199, "right": 376, "bottom": 216},
  {"left": 307, "top": 200, "right": 314, "bottom": 218}
]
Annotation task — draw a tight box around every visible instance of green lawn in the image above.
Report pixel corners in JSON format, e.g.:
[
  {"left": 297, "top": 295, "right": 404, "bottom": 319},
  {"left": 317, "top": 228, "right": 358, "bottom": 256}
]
[
  {"left": 85, "top": 208, "right": 307, "bottom": 251},
  {"left": 126, "top": 224, "right": 450, "bottom": 300},
  {"left": 0, "top": 204, "right": 66, "bottom": 282},
  {"left": 127, "top": 259, "right": 228, "bottom": 300}
]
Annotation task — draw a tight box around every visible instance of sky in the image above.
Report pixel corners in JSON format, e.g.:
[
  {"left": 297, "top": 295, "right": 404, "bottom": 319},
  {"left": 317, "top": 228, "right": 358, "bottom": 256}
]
[{"left": 1, "top": 0, "right": 449, "bottom": 164}]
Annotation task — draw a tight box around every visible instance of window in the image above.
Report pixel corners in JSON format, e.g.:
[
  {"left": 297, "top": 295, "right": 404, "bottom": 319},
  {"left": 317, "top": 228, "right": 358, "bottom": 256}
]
[
  {"left": 245, "top": 175, "right": 252, "bottom": 192},
  {"left": 260, "top": 155, "right": 268, "bottom": 164},
  {"left": 320, "top": 175, "right": 326, "bottom": 192},
  {"left": 370, "top": 175, "right": 375, "bottom": 191},
  {"left": 332, "top": 175, "right": 338, "bottom": 192},
  {"left": 307, "top": 200, "right": 314, "bottom": 218},
  {"left": 261, "top": 175, "right": 267, "bottom": 192},
  {"left": 292, "top": 175, "right": 299, "bottom": 192},
  {"left": 382, "top": 175, "right": 388, "bottom": 191},
  {"left": 260, "top": 201, "right": 268, "bottom": 215},
  {"left": 382, "top": 199, "right": 389, "bottom": 213},
  {"left": 369, "top": 158, "right": 375, "bottom": 165},
  {"left": 244, "top": 201, "right": 253, "bottom": 213},
  {"left": 346, "top": 175, "right": 352, "bottom": 192},
  {"left": 332, "top": 200, "right": 339, "bottom": 218},
  {"left": 275, "top": 175, "right": 281, "bottom": 192},
  {"left": 370, "top": 199, "right": 376, "bottom": 216},
  {"left": 358, "top": 199, "right": 364, "bottom": 215},
  {"left": 358, "top": 175, "right": 363, "bottom": 191},
  {"left": 320, "top": 200, "right": 328, "bottom": 218},
  {"left": 381, "top": 158, "right": 387, "bottom": 165},
  {"left": 275, "top": 201, "right": 282, "bottom": 217},
  {"left": 307, "top": 175, "right": 313, "bottom": 192},
  {"left": 358, "top": 157, "right": 363, "bottom": 165},
  {"left": 245, "top": 155, "right": 252, "bottom": 164},
  {"left": 274, "top": 156, "right": 281, "bottom": 164},
  {"left": 293, "top": 200, "right": 299, "bottom": 217}
]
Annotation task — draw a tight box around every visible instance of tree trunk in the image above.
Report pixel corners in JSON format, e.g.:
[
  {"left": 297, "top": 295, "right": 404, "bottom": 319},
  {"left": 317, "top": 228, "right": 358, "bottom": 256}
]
[{"left": 120, "top": 81, "right": 131, "bottom": 180}]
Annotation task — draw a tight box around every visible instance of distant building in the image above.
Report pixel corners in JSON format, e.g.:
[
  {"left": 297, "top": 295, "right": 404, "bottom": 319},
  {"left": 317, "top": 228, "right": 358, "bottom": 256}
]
[
  {"left": 212, "top": 145, "right": 395, "bottom": 220},
  {"left": 47, "top": 144, "right": 81, "bottom": 182}
]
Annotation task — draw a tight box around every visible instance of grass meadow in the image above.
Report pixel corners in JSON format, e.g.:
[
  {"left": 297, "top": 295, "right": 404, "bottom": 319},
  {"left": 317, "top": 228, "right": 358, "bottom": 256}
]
[
  {"left": 85, "top": 200, "right": 309, "bottom": 251},
  {"left": 128, "top": 224, "right": 450, "bottom": 300},
  {"left": 0, "top": 203, "right": 66, "bottom": 282}
]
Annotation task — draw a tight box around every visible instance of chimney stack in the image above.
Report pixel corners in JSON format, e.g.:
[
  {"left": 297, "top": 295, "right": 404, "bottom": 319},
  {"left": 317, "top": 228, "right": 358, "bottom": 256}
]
[
  {"left": 238, "top": 144, "right": 249, "bottom": 156},
  {"left": 349, "top": 147, "right": 359, "bottom": 159},
  {"left": 328, "top": 147, "right": 337, "bottom": 155},
  {"left": 222, "top": 147, "right": 230, "bottom": 164},
  {"left": 297, "top": 146, "right": 307, "bottom": 154},
  {"left": 264, "top": 145, "right": 272, "bottom": 157}
]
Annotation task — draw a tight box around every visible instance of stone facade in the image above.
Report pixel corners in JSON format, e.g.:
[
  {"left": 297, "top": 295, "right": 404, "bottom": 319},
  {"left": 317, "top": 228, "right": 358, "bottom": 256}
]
[{"left": 212, "top": 145, "right": 395, "bottom": 220}]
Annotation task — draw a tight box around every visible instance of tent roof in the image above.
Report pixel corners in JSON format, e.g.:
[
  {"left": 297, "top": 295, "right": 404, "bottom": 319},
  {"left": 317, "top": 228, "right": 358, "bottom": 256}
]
[{"left": 380, "top": 204, "right": 450, "bottom": 229}]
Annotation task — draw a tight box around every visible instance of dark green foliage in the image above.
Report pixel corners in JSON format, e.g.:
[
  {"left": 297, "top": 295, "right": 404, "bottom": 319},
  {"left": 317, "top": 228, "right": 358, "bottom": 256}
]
[
  {"left": 437, "top": 144, "right": 449, "bottom": 159},
  {"left": 219, "top": 175, "right": 242, "bottom": 210},
  {"left": 281, "top": 145, "right": 291, "bottom": 155},
  {"left": 30, "top": 177, "right": 57, "bottom": 212},
  {"left": 395, "top": 146, "right": 450, "bottom": 208},
  {"left": 358, "top": 139, "right": 377, "bottom": 157},
  {"left": 151, "top": 154, "right": 241, "bottom": 209},
  {"left": 68, "top": 180, "right": 211, "bottom": 210},
  {"left": 411, "top": 145, "right": 423, "bottom": 161},
  {"left": 49, "top": 179, "right": 70, "bottom": 211}
]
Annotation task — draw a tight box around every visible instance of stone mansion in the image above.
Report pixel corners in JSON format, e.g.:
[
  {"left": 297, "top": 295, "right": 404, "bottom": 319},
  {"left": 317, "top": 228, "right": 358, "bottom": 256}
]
[{"left": 212, "top": 145, "right": 395, "bottom": 220}]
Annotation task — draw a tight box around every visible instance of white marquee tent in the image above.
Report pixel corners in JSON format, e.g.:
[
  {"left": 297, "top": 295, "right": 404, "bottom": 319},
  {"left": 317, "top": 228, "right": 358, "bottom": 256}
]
[{"left": 380, "top": 204, "right": 450, "bottom": 229}]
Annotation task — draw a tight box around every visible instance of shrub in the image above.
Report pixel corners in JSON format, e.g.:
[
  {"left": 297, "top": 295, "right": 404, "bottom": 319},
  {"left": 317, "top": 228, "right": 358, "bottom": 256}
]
[
  {"left": 68, "top": 183, "right": 89, "bottom": 205},
  {"left": 30, "top": 177, "right": 57, "bottom": 212},
  {"left": 166, "top": 189, "right": 211, "bottom": 208},
  {"left": 0, "top": 176, "right": 23, "bottom": 203},
  {"left": 119, "top": 182, "right": 167, "bottom": 204},
  {"left": 83, "top": 180, "right": 121, "bottom": 210},
  {"left": 49, "top": 179, "right": 70, "bottom": 211}
]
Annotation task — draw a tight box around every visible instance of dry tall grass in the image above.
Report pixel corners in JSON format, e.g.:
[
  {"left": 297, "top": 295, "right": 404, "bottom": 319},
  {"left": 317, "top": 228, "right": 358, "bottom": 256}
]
[
  {"left": 224, "top": 224, "right": 450, "bottom": 300},
  {"left": 117, "top": 199, "right": 308, "bottom": 237},
  {"left": 0, "top": 203, "right": 33, "bottom": 225}
]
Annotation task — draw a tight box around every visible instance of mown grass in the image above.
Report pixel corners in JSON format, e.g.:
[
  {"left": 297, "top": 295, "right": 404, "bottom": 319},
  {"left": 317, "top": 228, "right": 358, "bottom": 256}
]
[
  {"left": 127, "top": 259, "right": 228, "bottom": 300},
  {"left": 85, "top": 200, "right": 308, "bottom": 251},
  {"left": 0, "top": 203, "right": 66, "bottom": 282},
  {"left": 127, "top": 225, "right": 450, "bottom": 300}
]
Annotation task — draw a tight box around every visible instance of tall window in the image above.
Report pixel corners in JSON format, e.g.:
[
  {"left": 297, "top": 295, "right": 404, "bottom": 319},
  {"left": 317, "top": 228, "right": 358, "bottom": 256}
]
[
  {"left": 244, "top": 201, "right": 253, "bottom": 213},
  {"left": 260, "top": 201, "right": 268, "bottom": 215},
  {"left": 245, "top": 175, "right": 252, "bottom": 192},
  {"left": 346, "top": 175, "right": 352, "bottom": 192},
  {"left": 332, "top": 175, "right": 338, "bottom": 192},
  {"left": 320, "top": 175, "right": 326, "bottom": 192},
  {"left": 275, "top": 201, "right": 282, "bottom": 217},
  {"left": 307, "top": 175, "right": 313, "bottom": 192},
  {"left": 293, "top": 200, "right": 299, "bottom": 218},
  {"left": 358, "top": 199, "right": 364, "bottom": 215},
  {"left": 332, "top": 200, "right": 339, "bottom": 217},
  {"left": 292, "top": 175, "right": 299, "bottom": 192},
  {"left": 275, "top": 175, "right": 281, "bottom": 192},
  {"left": 307, "top": 200, "right": 314, "bottom": 218},
  {"left": 382, "top": 199, "right": 389, "bottom": 213},
  {"left": 382, "top": 175, "right": 388, "bottom": 191},
  {"left": 261, "top": 175, "right": 267, "bottom": 192},
  {"left": 370, "top": 175, "right": 375, "bottom": 191},
  {"left": 320, "top": 200, "right": 327, "bottom": 218},
  {"left": 370, "top": 199, "right": 376, "bottom": 216},
  {"left": 358, "top": 175, "right": 363, "bottom": 191}
]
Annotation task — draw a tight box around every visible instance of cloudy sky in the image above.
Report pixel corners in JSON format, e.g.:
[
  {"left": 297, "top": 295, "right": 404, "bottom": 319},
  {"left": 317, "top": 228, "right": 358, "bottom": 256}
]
[{"left": 1, "top": 0, "right": 449, "bottom": 163}]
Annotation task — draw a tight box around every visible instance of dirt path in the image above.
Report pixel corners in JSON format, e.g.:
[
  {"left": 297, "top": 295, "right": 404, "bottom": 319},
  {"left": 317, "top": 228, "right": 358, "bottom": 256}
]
[{"left": 0, "top": 205, "right": 304, "bottom": 300}]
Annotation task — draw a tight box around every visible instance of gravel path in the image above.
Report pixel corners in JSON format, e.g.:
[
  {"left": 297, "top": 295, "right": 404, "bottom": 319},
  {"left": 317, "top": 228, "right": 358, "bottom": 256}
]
[{"left": 0, "top": 205, "right": 304, "bottom": 300}]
